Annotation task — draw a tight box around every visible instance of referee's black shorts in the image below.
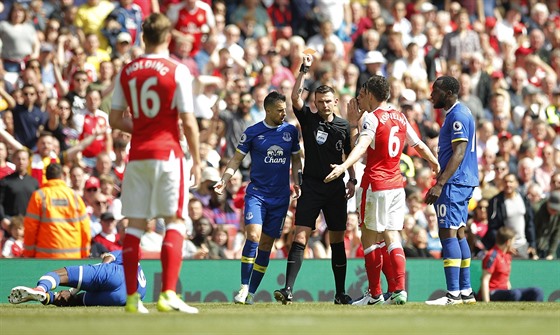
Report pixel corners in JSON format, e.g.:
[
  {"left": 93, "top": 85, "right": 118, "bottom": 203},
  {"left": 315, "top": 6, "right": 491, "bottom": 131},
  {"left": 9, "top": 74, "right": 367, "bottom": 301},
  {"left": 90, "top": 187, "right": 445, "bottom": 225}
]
[{"left": 295, "top": 176, "right": 347, "bottom": 232}]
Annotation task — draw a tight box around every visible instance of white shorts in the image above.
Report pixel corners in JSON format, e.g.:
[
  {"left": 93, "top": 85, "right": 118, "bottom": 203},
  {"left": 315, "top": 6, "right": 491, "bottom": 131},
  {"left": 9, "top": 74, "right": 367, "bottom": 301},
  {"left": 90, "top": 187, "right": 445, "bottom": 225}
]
[
  {"left": 356, "top": 187, "right": 405, "bottom": 232},
  {"left": 121, "top": 157, "right": 189, "bottom": 219}
]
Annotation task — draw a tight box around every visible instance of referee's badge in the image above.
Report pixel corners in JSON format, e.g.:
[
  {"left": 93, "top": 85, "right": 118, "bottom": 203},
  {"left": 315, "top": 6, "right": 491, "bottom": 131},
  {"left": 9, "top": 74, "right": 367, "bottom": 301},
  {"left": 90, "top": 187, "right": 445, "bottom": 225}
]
[
  {"left": 283, "top": 132, "right": 292, "bottom": 142},
  {"left": 316, "top": 130, "right": 328, "bottom": 145},
  {"left": 336, "top": 140, "right": 343, "bottom": 151}
]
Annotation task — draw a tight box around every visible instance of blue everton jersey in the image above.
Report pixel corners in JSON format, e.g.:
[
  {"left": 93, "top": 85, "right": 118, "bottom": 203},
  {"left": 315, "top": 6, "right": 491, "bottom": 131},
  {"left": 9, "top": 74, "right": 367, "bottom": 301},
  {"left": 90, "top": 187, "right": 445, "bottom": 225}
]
[
  {"left": 438, "top": 102, "right": 479, "bottom": 187},
  {"left": 237, "top": 121, "right": 300, "bottom": 198}
]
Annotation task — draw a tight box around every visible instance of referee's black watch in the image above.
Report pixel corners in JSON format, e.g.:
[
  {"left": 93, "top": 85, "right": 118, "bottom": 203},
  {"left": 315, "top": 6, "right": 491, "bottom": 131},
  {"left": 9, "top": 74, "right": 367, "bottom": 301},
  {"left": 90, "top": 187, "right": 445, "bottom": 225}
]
[{"left": 348, "top": 178, "right": 358, "bottom": 185}]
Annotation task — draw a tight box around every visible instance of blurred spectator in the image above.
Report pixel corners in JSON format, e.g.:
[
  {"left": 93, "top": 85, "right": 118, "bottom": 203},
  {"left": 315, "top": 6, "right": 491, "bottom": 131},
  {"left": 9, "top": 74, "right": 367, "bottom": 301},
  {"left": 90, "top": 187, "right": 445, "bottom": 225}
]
[
  {"left": 343, "top": 211, "right": 362, "bottom": 258},
  {"left": 46, "top": 98, "right": 79, "bottom": 152},
  {"left": 73, "top": 88, "right": 112, "bottom": 162},
  {"left": 210, "top": 224, "right": 232, "bottom": 259},
  {"left": 23, "top": 163, "right": 90, "bottom": 258},
  {"left": 406, "top": 191, "right": 427, "bottom": 229},
  {"left": 307, "top": 20, "right": 345, "bottom": 59},
  {"left": 89, "top": 191, "right": 108, "bottom": 237},
  {"left": 183, "top": 217, "right": 221, "bottom": 259},
  {"left": 83, "top": 176, "right": 100, "bottom": 208},
  {"left": 111, "top": 0, "right": 143, "bottom": 46},
  {"left": 192, "top": 166, "right": 220, "bottom": 207},
  {"left": 0, "top": 3, "right": 40, "bottom": 76},
  {"left": 517, "top": 156, "right": 538, "bottom": 196},
  {"left": 495, "top": 132, "right": 518, "bottom": 175},
  {"left": 484, "top": 173, "right": 537, "bottom": 259},
  {"left": 75, "top": 0, "right": 115, "bottom": 51},
  {"left": 267, "top": 0, "right": 292, "bottom": 40},
  {"left": 425, "top": 205, "right": 442, "bottom": 259},
  {"left": 0, "top": 149, "right": 39, "bottom": 226},
  {"left": 111, "top": 33, "right": 133, "bottom": 63},
  {"left": 168, "top": 0, "right": 215, "bottom": 57},
  {"left": 230, "top": 0, "right": 271, "bottom": 39},
  {"left": 203, "top": 181, "right": 241, "bottom": 229},
  {"left": 91, "top": 211, "right": 121, "bottom": 256},
  {"left": 1, "top": 215, "right": 24, "bottom": 258},
  {"left": 404, "top": 226, "right": 432, "bottom": 258},
  {"left": 171, "top": 35, "right": 200, "bottom": 77},
  {"left": 140, "top": 218, "right": 163, "bottom": 256},
  {"left": 84, "top": 33, "right": 111, "bottom": 74},
  {"left": 68, "top": 165, "right": 86, "bottom": 197},
  {"left": 534, "top": 190, "right": 560, "bottom": 260},
  {"left": 0, "top": 142, "right": 15, "bottom": 179},
  {"left": 13, "top": 84, "right": 48, "bottom": 149},
  {"left": 458, "top": 73, "right": 484, "bottom": 122}
]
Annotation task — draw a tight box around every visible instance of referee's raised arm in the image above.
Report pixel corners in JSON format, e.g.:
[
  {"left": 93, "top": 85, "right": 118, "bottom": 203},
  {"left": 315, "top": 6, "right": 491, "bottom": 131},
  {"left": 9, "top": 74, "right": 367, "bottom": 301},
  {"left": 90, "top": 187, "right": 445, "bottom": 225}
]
[{"left": 292, "top": 54, "right": 313, "bottom": 111}]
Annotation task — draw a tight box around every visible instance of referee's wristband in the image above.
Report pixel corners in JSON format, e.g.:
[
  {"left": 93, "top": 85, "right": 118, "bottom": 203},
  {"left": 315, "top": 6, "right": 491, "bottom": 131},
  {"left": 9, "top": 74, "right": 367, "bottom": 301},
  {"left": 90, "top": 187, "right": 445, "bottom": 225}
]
[{"left": 348, "top": 178, "right": 358, "bottom": 185}]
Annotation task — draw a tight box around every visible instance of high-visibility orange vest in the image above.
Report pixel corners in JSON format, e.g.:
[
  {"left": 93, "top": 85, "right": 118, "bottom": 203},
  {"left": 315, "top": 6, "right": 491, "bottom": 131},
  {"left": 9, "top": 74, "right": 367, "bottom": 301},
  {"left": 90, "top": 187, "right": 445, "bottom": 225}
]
[{"left": 23, "top": 179, "right": 91, "bottom": 258}]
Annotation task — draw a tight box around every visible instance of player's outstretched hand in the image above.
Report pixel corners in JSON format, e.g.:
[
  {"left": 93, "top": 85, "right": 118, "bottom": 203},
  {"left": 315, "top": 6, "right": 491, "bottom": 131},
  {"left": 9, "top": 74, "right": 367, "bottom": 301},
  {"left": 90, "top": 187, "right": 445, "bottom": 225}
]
[
  {"left": 425, "top": 184, "right": 442, "bottom": 205},
  {"left": 213, "top": 180, "right": 226, "bottom": 195},
  {"left": 324, "top": 164, "right": 345, "bottom": 183},
  {"left": 430, "top": 162, "right": 441, "bottom": 175},
  {"left": 292, "top": 184, "right": 301, "bottom": 199}
]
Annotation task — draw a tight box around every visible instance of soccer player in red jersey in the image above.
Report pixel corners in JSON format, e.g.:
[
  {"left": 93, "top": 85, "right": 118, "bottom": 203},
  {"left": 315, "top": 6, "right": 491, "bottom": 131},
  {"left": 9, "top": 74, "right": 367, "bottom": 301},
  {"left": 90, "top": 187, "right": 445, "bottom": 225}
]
[
  {"left": 109, "top": 13, "right": 201, "bottom": 314},
  {"left": 325, "top": 75, "right": 439, "bottom": 305}
]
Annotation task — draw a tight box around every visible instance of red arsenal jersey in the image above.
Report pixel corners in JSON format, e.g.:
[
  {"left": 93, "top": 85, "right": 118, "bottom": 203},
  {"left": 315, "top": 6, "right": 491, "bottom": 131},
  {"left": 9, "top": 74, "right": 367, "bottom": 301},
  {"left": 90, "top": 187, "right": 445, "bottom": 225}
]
[
  {"left": 111, "top": 54, "right": 194, "bottom": 161},
  {"left": 169, "top": 2, "right": 215, "bottom": 56},
  {"left": 482, "top": 246, "right": 511, "bottom": 291},
  {"left": 360, "top": 107, "right": 420, "bottom": 191}
]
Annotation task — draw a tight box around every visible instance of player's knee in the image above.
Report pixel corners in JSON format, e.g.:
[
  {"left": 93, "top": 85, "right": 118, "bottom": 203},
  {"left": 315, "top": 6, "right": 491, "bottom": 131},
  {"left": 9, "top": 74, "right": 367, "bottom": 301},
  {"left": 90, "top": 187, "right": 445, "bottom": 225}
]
[{"left": 511, "top": 289, "right": 522, "bottom": 301}]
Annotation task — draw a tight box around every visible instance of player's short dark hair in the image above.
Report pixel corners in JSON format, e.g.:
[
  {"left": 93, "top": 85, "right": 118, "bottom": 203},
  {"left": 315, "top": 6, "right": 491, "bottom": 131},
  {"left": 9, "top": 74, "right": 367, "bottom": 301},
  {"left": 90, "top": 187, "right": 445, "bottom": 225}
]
[
  {"left": 436, "top": 76, "right": 460, "bottom": 95},
  {"left": 46, "top": 163, "right": 63, "bottom": 180},
  {"left": 362, "top": 75, "right": 390, "bottom": 102},
  {"left": 142, "top": 13, "right": 172, "bottom": 46},
  {"left": 315, "top": 85, "right": 335, "bottom": 95},
  {"left": 264, "top": 91, "right": 286, "bottom": 111},
  {"left": 496, "top": 226, "right": 516, "bottom": 245}
]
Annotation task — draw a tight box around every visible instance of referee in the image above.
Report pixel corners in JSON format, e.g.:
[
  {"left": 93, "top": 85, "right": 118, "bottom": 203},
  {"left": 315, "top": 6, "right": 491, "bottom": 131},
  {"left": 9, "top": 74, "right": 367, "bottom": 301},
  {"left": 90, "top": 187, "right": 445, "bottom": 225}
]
[{"left": 274, "top": 53, "right": 356, "bottom": 305}]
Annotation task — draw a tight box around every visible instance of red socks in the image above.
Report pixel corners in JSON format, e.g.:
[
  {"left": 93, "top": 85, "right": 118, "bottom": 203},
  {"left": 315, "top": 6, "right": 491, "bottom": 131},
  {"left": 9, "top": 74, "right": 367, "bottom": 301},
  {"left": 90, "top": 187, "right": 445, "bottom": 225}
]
[
  {"left": 122, "top": 234, "right": 141, "bottom": 296},
  {"left": 389, "top": 246, "right": 406, "bottom": 291},
  {"left": 364, "top": 248, "right": 382, "bottom": 296},
  {"left": 160, "top": 229, "right": 184, "bottom": 292}
]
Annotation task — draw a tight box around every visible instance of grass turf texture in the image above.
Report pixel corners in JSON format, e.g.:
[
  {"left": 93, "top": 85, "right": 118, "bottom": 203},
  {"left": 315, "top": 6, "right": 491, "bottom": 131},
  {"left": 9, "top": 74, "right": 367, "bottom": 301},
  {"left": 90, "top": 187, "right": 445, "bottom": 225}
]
[{"left": 1, "top": 302, "right": 558, "bottom": 335}]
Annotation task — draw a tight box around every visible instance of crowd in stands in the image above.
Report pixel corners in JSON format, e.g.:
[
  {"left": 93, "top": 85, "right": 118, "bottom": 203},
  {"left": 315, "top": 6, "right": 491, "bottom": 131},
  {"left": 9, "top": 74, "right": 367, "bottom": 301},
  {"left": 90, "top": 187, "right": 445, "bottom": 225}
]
[{"left": 0, "top": 0, "right": 559, "bottom": 261}]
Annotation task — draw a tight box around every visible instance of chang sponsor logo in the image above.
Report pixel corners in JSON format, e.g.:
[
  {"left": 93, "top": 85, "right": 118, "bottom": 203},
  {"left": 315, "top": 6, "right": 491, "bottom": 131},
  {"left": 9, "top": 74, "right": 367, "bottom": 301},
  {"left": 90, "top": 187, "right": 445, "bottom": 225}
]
[{"left": 264, "top": 145, "right": 286, "bottom": 164}]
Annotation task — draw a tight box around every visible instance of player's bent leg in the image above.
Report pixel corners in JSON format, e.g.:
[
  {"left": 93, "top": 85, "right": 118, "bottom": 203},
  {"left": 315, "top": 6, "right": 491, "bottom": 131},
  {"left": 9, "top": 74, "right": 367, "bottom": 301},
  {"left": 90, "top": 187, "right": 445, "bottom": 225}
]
[
  {"left": 236, "top": 223, "right": 261, "bottom": 303},
  {"left": 246, "top": 233, "right": 275, "bottom": 304},
  {"left": 157, "top": 290, "right": 198, "bottom": 314},
  {"left": 9, "top": 286, "right": 48, "bottom": 304},
  {"left": 280, "top": 226, "right": 311, "bottom": 298}
]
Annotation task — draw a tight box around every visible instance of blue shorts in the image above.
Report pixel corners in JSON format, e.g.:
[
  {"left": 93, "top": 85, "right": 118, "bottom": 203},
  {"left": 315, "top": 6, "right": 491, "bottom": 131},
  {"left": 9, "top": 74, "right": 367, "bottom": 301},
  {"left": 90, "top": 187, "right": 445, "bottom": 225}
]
[
  {"left": 244, "top": 193, "right": 290, "bottom": 239},
  {"left": 434, "top": 183, "right": 474, "bottom": 229},
  {"left": 66, "top": 263, "right": 146, "bottom": 306}
]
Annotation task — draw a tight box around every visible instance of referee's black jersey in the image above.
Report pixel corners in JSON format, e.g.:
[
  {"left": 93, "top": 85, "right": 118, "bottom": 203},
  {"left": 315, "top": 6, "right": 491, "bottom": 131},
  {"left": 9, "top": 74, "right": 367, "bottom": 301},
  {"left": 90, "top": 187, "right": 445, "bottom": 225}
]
[{"left": 295, "top": 105, "right": 352, "bottom": 180}]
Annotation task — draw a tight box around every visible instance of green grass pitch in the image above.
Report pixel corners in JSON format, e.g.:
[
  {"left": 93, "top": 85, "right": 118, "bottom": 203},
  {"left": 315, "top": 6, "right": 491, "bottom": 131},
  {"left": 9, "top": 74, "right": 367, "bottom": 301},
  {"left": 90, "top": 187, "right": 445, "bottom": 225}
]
[{"left": 1, "top": 302, "right": 559, "bottom": 335}]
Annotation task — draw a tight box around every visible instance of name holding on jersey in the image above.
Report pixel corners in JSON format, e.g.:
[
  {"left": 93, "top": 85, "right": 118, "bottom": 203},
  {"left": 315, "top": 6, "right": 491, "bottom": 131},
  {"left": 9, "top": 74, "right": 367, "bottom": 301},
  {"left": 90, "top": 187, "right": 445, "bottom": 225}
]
[
  {"left": 126, "top": 59, "right": 169, "bottom": 76},
  {"left": 379, "top": 111, "right": 406, "bottom": 126}
]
